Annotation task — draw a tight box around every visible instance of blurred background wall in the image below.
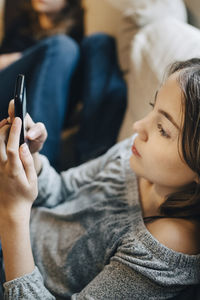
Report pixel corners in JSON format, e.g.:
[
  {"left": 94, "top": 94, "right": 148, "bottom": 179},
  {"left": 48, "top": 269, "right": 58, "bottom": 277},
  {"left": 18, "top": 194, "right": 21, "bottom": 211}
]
[{"left": 82, "top": 0, "right": 121, "bottom": 37}]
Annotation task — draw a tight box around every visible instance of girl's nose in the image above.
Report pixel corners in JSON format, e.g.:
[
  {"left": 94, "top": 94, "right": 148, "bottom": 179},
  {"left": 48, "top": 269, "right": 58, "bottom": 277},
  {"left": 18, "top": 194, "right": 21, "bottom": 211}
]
[{"left": 133, "top": 118, "right": 148, "bottom": 142}]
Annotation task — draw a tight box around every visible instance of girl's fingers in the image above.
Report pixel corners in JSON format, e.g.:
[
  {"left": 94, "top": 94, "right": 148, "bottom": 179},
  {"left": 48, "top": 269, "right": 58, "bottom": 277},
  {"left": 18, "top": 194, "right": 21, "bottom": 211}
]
[
  {"left": 19, "top": 143, "right": 37, "bottom": 184},
  {"left": 23, "top": 114, "right": 47, "bottom": 144},
  {"left": 0, "top": 118, "right": 9, "bottom": 129},
  {"left": 0, "top": 125, "right": 10, "bottom": 164},
  {"left": 0, "top": 140, "right": 7, "bottom": 164},
  {"left": 25, "top": 113, "right": 35, "bottom": 130},
  {"left": 8, "top": 99, "right": 15, "bottom": 120},
  {"left": 26, "top": 122, "right": 47, "bottom": 141},
  {"left": 6, "top": 118, "right": 21, "bottom": 168}
]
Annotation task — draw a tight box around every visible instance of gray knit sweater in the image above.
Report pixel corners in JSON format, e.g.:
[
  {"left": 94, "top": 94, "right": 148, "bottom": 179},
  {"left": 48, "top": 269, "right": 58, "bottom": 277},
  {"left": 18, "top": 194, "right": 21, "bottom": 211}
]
[{"left": 3, "top": 136, "right": 200, "bottom": 299}]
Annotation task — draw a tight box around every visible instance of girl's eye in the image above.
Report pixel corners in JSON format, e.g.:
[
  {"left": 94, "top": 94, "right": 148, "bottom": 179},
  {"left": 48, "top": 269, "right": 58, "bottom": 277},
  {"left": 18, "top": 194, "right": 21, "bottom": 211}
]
[{"left": 157, "top": 124, "right": 170, "bottom": 138}]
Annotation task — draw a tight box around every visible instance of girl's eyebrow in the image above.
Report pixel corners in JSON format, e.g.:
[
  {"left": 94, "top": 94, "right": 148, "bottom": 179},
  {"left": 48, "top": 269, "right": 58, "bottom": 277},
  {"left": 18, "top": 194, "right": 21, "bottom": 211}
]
[
  {"left": 158, "top": 109, "right": 180, "bottom": 130},
  {"left": 154, "top": 90, "right": 180, "bottom": 130}
]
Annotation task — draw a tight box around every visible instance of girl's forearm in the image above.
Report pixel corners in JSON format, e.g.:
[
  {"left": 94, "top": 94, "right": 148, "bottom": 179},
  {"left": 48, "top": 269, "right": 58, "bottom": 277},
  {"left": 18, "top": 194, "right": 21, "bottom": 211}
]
[{"left": 1, "top": 217, "right": 35, "bottom": 282}]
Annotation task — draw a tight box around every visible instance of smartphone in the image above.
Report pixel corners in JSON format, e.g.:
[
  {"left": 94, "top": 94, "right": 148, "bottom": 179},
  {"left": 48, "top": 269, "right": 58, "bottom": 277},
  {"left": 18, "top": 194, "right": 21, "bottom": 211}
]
[{"left": 14, "top": 74, "right": 27, "bottom": 145}]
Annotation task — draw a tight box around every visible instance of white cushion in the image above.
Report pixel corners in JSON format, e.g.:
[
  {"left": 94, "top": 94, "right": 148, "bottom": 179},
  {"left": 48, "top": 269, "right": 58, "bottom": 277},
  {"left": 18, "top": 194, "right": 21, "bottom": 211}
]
[
  {"left": 110, "top": 0, "right": 187, "bottom": 74},
  {"left": 107, "top": 0, "right": 187, "bottom": 26}
]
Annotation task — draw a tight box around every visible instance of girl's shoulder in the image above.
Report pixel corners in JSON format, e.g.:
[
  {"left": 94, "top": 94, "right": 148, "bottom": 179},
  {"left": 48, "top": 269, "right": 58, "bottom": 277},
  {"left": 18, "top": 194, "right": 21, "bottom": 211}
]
[{"left": 146, "top": 217, "right": 200, "bottom": 255}]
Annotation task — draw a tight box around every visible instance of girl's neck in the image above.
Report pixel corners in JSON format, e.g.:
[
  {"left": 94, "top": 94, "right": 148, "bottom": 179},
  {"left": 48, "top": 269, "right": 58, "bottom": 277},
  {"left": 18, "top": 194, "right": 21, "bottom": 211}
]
[
  {"left": 138, "top": 178, "right": 165, "bottom": 218},
  {"left": 38, "top": 13, "right": 55, "bottom": 30}
]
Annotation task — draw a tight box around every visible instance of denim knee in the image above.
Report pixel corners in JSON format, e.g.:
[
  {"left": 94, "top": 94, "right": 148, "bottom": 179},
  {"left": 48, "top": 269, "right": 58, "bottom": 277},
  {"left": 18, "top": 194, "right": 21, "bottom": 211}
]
[
  {"left": 81, "top": 33, "right": 115, "bottom": 53},
  {"left": 49, "top": 35, "right": 79, "bottom": 56},
  {"left": 34, "top": 34, "right": 80, "bottom": 69}
]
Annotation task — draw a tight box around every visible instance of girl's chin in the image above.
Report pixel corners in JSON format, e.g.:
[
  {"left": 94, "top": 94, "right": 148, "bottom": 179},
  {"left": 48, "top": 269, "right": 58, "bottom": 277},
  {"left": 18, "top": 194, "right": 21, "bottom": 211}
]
[
  {"left": 129, "top": 156, "right": 149, "bottom": 180},
  {"left": 129, "top": 156, "right": 140, "bottom": 174}
]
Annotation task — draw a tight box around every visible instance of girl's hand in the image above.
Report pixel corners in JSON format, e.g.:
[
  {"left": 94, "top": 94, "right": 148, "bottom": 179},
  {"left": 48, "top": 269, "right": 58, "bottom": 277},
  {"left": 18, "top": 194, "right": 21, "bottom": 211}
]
[
  {"left": 8, "top": 100, "right": 48, "bottom": 175},
  {"left": 0, "top": 117, "right": 38, "bottom": 225},
  {"left": 8, "top": 99, "right": 48, "bottom": 154}
]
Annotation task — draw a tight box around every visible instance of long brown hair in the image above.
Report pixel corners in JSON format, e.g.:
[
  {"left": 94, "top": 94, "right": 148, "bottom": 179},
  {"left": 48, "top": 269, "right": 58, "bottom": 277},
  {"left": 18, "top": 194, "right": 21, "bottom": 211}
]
[{"left": 160, "top": 58, "right": 200, "bottom": 218}]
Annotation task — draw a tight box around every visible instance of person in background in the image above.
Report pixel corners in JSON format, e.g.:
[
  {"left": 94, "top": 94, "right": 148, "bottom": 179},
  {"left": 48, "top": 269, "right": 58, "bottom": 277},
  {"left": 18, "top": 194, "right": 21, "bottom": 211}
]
[
  {"left": 0, "top": 0, "right": 83, "bottom": 167},
  {"left": 0, "top": 58, "right": 200, "bottom": 299},
  {"left": 0, "top": 0, "right": 127, "bottom": 169}
]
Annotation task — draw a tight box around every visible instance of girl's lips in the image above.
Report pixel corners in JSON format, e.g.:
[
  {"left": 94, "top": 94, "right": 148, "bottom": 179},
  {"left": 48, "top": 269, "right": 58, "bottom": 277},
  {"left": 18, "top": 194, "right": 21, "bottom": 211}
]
[{"left": 132, "top": 144, "right": 141, "bottom": 157}]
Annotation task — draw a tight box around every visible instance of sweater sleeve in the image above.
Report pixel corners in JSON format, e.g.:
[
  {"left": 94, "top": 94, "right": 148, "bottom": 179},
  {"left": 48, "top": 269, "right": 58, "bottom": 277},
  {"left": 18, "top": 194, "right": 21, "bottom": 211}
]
[
  {"left": 2, "top": 262, "right": 185, "bottom": 300},
  {"left": 3, "top": 267, "right": 55, "bottom": 300},
  {"left": 34, "top": 139, "right": 126, "bottom": 208},
  {"left": 71, "top": 260, "right": 180, "bottom": 300}
]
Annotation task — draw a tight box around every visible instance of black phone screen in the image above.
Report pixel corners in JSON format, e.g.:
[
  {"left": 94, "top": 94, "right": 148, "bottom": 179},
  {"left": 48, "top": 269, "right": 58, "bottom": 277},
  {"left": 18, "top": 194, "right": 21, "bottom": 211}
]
[{"left": 14, "top": 74, "right": 27, "bottom": 145}]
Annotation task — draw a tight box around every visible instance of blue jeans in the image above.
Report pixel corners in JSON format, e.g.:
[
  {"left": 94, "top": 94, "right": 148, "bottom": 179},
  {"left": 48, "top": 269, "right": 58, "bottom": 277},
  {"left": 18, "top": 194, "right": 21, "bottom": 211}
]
[
  {"left": 0, "top": 35, "right": 80, "bottom": 168},
  {"left": 76, "top": 33, "right": 127, "bottom": 163}
]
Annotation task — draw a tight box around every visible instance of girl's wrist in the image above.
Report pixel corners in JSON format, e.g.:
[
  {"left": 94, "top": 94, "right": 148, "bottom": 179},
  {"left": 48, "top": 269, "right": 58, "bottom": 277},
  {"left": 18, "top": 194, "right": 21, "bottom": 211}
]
[
  {"left": 0, "top": 218, "right": 35, "bottom": 282},
  {"left": 0, "top": 205, "right": 31, "bottom": 233},
  {"left": 0, "top": 216, "right": 30, "bottom": 234}
]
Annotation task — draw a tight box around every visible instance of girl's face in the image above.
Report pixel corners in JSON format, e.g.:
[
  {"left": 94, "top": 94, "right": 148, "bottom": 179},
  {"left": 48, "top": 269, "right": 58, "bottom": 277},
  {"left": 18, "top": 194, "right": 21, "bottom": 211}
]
[
  {"left": 31, "top": 0, "right": 67, "bottom": 14},
  {"left": 130, "top": 72, "right": 197, "bottom": 195}
]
